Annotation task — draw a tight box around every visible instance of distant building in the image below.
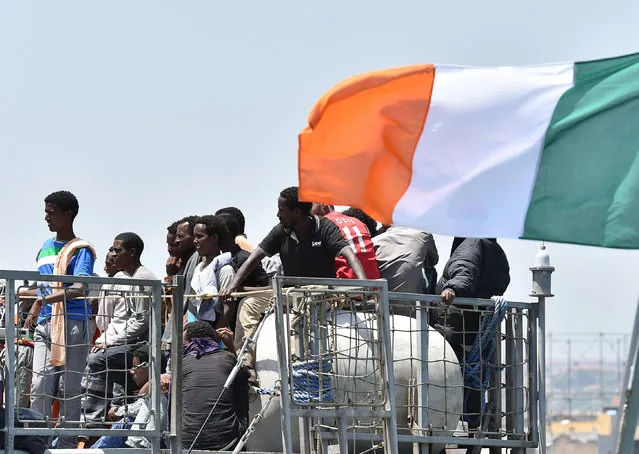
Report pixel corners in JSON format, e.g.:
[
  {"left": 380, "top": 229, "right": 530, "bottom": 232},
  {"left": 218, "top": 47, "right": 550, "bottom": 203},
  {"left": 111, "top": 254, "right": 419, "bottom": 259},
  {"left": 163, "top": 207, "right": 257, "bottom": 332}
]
[
  {"left": 547, "top": 407, "right": 639, "bottom": 453},
  {"left": 597, "top": 407, "right": 639, "bottom": 454}
]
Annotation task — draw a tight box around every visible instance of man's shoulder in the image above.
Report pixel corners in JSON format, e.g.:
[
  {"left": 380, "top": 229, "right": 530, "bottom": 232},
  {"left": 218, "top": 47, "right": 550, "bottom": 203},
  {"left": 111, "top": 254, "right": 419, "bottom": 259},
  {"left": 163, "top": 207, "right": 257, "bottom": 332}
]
[
  {"left": 218, "top": 262, "right": 235, "bottom": 277},
  {"left": 183, "top": 349, "right": 235, "bottom": 368},
  {"left": 184, "top": 252, "right": 200, "bottom": 269},
  {"left": 323, "top": 211, "right": 340, "bottom": 223},
  {"left": 259, "top": 223, "right": 288, "bottom": 249},
  {"left": 323, "top": 211, "right": 357, "bottom": 225},
  {"left": 268, "top": 223, "right": 287, "bottom": 235},
  {"left": 133, "top": 266, "right": 159, "bottom": 281},
  {"left": 37, "top": 237, "right": 60, "bottom": 258},
  {"left": 375, "top": 226, "right": 429, "bottom": 246},
  {"left": 318, "top": 215, "right": 339, "bottom": 231},
  {"left": 234, "top": 249, "right": 251, "bottom": 263},
  {"left": 40, "top": 237, "right": 56, "bottom": 249}
]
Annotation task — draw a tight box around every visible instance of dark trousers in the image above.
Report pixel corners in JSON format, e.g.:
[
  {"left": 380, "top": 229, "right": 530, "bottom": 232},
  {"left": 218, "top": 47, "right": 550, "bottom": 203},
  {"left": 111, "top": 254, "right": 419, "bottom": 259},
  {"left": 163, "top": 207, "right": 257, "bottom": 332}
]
[
  {"left": 86, "top": 343, "right": 144, "bottom": 408},
  {"left": 430, "top": 304, "right": 483, "bottom": 429}
]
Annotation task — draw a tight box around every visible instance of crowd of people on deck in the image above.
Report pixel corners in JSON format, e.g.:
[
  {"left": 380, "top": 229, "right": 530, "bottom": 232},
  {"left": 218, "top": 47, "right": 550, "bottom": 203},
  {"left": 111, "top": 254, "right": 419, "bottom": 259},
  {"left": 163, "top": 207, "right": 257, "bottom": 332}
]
[{"left": 0, "top": 186, "right": 511, "bottom": 451}]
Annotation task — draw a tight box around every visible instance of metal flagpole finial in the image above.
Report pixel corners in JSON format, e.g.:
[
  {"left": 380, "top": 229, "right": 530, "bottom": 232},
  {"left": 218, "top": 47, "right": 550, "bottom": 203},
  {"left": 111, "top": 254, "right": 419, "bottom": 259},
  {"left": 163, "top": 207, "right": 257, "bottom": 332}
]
[{"left": 531, "top": 242, "right": 554, "bottom": 297}]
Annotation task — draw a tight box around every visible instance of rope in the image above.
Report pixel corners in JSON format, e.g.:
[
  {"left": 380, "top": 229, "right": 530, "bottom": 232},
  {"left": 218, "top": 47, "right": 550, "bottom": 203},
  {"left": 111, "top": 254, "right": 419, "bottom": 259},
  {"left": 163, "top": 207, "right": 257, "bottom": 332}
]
[
  {"left": 462, "top": 296, "right": 508, "bottom": 420},
  {"left": 17, "top": 289, "right": 275, "bottom": 300},
  {"left": 257, "top": 359, "right": 334, "bottom": 402},
  {"left": 291, "top": 359, "right": 334, "bottom": 403},
  {"left": 254, "top": 386, "right": 278, "bottom": 395}
]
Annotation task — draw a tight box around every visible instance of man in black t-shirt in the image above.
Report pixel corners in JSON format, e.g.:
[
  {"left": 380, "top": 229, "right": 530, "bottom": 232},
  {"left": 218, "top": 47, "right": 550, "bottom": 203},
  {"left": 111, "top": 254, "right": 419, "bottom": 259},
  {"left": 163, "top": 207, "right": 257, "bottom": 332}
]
[
  {"left": 222, "top": 186, "right": 367, "bottom": 292},
  {"left": 217, "top": 212, "right": 269, "bottom": 322},
  {"left": 218, "top": 213, "right": 269, "bottom": 288},
  {"left": 218, "top": 214, "right": 271, "bottom": 382},
  {"left": 220, "top": 187, "right": 367, "bottom": 382}
]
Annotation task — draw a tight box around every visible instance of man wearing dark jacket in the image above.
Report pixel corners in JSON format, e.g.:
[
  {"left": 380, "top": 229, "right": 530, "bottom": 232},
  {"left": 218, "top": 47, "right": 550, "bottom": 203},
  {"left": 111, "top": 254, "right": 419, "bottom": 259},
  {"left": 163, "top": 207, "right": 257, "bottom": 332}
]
[
  {"left": 181, "top": 321, "right": 249, "bottom": 451},
  {"left": 434, "top": 237, "right": 510, "bottom": 431}
]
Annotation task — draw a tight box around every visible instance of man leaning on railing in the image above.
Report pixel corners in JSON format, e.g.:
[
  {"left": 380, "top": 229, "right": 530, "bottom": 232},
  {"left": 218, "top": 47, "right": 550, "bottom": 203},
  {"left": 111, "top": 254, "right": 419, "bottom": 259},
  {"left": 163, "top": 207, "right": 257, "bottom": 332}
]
[{"left": 433, "top": 237, "right": 510, "bottom": 432}]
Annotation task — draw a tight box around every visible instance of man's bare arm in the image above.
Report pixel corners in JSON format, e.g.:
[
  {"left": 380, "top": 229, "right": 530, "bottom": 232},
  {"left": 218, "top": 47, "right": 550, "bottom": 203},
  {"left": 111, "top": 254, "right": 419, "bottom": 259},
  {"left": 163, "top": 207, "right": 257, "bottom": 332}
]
[
  {"left": 24, "top": 283, "right": 88, "bottom": 329},
  {"left": 341, "top": 248, "right": 367, "bottom": 280},
  {"left": 220, "top": 249, "right": 267, "bottom": 298}
]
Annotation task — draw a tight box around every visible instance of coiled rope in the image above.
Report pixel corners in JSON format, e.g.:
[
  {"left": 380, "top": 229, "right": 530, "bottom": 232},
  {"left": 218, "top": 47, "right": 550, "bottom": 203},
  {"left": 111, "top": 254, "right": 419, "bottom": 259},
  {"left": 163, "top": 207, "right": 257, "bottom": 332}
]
[{"left": 463, "top": 296, "right": 508, "bottom": 420}]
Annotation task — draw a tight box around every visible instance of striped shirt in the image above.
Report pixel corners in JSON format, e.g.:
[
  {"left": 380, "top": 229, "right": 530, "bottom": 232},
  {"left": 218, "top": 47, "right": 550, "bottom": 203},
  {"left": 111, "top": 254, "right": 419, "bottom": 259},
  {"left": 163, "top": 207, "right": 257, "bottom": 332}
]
[{"left": 36, "top": 238, "right": 95, "bottom": 324}]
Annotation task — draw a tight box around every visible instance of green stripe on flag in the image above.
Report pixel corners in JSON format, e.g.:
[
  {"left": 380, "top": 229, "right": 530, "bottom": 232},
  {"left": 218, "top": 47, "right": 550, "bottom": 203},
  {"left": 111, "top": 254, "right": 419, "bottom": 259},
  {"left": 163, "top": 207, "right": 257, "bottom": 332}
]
[{"left": 523, "top": 52, "right": 639, "bottom": 248}]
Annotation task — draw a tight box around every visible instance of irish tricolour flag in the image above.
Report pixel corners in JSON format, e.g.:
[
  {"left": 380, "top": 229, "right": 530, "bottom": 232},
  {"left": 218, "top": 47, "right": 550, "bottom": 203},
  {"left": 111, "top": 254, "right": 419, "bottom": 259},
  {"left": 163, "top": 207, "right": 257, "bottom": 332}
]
[{"left": 298, "top": 52, "right": 639, "bottom": 248}]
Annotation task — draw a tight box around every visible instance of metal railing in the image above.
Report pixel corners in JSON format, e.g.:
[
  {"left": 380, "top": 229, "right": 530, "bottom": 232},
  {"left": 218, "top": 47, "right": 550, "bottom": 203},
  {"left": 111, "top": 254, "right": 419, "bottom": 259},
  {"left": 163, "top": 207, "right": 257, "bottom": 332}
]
[
  {"left": 386, "top": 292, "right": 538, "bottom": 452},
  {"left": 268, "top": 276, "right": 543, "bottom": 454},
  {"left": 274, "top": 276, "right": 399, "bottom": 454},
  {"left": 0, "top": 270, "right": 164, "bottom": 453},
  {"left": 1, "top": 244, "right": 552, "bottom": 453}
]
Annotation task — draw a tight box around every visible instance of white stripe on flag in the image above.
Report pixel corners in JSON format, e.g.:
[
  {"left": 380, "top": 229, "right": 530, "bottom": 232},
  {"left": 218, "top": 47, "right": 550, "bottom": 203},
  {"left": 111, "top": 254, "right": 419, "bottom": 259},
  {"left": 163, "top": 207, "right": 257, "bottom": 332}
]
[{"left": 393, "top": 63, "right": 574, "bottom": 238}]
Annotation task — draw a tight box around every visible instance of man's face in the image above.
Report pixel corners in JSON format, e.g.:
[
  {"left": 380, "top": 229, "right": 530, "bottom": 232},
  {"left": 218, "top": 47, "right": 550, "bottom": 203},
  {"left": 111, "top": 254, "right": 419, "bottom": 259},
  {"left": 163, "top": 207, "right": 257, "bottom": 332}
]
[
  {"left": 104, "top": 251, "right": 119, "bottom": 277},
  {"left": 166, "top": 232, "right": 180, "bottom": 258},
  {"left": 311, "top": 203, "right": 332, "bottom": 217},
  {"left": 277, "top": 197, "right": 298, "bottom": 229},
  {"left": 175, "top": 222, "right": 195, "bottom": 259},
  {"left": 111, "top": 240, "right": 135, "bottom": 271},
  {"left": 44, "top": 203, "right": 72, "bottom": 233},
  {"left": 130, "top": 356, "right": 149, "bottom": 388},
  {"left": 193, "top": 224, "right": 217, "bottom": 258}
]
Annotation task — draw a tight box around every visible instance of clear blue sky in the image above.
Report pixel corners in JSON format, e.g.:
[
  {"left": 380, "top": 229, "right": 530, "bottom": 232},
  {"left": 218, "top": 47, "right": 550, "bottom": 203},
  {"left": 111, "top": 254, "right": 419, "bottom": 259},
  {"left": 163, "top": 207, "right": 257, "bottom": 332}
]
[{"left": 1, "top": 1, "right": 639, "bottom": 337}]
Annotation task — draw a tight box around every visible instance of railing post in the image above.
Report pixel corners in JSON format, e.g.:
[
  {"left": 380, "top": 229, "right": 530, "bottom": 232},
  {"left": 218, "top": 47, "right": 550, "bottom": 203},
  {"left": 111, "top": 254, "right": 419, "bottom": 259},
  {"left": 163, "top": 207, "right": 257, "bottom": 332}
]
[
  {"left": 4, "top": 278, "right": 17, "bottom": 453},
  {"left": 297, "top": 289, "right": 312, "bottom": 454},
  {"left": 150, "top": 281, "right": 163, "bottom": 454},
  {"left": 488, "top": 317, "right": 502, "bottom": 454},
  {"left": 378, "top": 280, "right": 400, "bottom": 454},
  {"left": 529, "top": 305, "right": 539, "bottom": 446},
  {"left": 614, "top": 301, "right": 639, "bottom": 454},
  {"left": 530, "top": 244, "right": 554, "bottom": 454},
  {"left": 169, "top": 275, "right": 184, "bottom": 454},
  {"left": 415, "top": 298, "right": 430, "bottom": 454},
  {"left": 274, "top": 275, "right": 294, "bottom": 454}
]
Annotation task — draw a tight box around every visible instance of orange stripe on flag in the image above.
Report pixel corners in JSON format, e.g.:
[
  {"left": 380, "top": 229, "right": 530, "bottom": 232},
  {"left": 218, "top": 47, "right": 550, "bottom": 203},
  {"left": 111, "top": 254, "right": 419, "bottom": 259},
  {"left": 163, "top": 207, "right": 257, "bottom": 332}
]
[{"left": 298, "top": 65, "right": 435, "bottom": 225}]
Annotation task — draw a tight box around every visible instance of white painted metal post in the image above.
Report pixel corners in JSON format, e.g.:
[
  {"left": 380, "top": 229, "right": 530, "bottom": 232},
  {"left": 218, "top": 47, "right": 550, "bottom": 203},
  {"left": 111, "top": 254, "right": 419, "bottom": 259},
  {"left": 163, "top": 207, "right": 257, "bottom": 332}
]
[{"left": 530, "top": 244, "right": 554, "bottom": 454}]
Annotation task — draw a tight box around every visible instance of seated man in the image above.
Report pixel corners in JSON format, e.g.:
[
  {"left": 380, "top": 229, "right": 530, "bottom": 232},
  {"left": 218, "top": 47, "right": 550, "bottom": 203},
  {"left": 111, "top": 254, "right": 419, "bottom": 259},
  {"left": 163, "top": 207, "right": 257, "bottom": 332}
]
[
  {"left": 82, "top": 248, "right": 128, "bottom": 424},
  {"left": 181, "top": 321, "right": 249, "bottom": 451},
  {"left": 86, "top": 232, "right": 158, "bottom": 422},
  {"left": 92, "top": 344, "right": 169, "bottom": 449}
]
